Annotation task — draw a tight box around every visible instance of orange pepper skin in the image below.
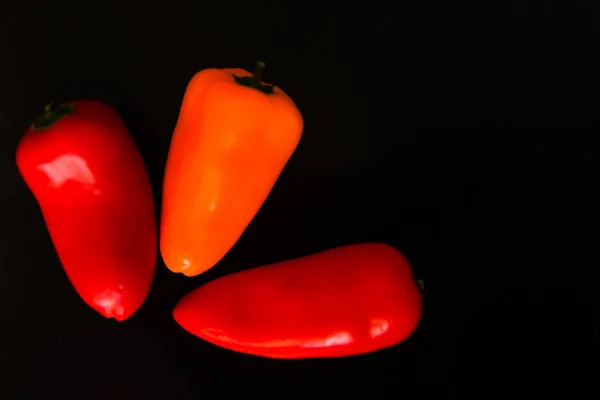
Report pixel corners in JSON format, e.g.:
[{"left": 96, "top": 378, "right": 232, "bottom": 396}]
[
  {"left": 173, "top": 243, "right": 423, "bottom": 359},
  {"left": 160, "top": 66, "right": 303, "bottom": 276}
]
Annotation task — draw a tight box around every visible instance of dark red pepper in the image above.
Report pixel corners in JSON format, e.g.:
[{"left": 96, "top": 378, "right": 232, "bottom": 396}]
[
  {"left": 173, "top": 243, "right": 423, "bottom": 358},
  {"left": 16, "top": 100, "right": 156, "bottom": 321}
]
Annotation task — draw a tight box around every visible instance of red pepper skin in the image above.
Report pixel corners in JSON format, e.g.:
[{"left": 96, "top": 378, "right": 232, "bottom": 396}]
[
  {"left": 16, "top": 100, "right": 156, "bottom": 321},
  {"left": 173, "top": 243, "right": 423, "bottom": 359}
]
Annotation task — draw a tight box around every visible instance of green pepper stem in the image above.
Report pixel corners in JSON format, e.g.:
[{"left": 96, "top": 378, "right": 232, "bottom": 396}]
[
  {"left": 232, "top": 61, "right": 275, "bottom": 95},
  {"left": 252, "top": 61, "right": 266, "bottom": 88},
  {"left": 33, "top": 103, "right": 74, "bottom": 131},
  {"left": 416, "top": 279, "right": 425, "bottom": 293}
]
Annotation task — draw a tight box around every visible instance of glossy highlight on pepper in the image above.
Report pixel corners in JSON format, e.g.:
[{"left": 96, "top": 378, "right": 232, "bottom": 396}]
[
  {"left": 173, "top": 243, "right": 423, "bottom": 359},
  {"left": 160, "top": 62, "right": 303, "bottom": 277},
  {"left": 16, "top": 100, "right": 157, "bottom": 321}
]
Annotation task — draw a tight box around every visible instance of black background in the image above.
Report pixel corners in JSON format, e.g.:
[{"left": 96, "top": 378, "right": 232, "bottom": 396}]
[{"left": 0, "top": 1, "right": 598, "bottom": 398}]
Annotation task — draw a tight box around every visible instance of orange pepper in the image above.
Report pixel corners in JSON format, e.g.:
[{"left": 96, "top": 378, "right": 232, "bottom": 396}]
[{"left": 160, "top": 62, "right": 303, "bottom": 276}]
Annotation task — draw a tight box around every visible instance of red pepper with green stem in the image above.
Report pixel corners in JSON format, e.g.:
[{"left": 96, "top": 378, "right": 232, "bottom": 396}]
[
  {"left": 173, "top": 243, "right": 423, "bottom": 359},
  {"left": 16, "top": 100, "right": 156, "bottom": 321}
]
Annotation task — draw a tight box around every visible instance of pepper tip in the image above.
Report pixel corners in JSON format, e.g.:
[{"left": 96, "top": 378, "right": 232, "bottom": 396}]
[{"left": 93, "top": 289, "right": 126, "bottom": 320}]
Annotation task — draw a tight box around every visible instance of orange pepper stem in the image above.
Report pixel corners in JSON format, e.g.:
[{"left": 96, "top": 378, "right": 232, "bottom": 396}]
[
  {"left": 251, "top": 61, "right": 266, "bottom": 88},
  {"left": 232, "top": 61, "right": 275, "bottom": 95},
  {"left": 33, "top": 103, "right": 74, "bottom": 131}
]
